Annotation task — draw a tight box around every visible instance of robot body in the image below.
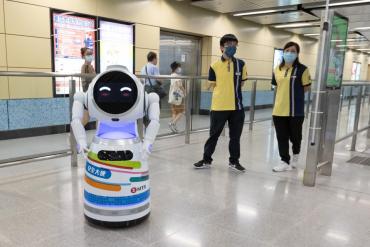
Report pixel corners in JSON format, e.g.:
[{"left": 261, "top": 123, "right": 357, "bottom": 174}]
[{"left": 71, "top": 65, "right": 160, "bottom": 227}]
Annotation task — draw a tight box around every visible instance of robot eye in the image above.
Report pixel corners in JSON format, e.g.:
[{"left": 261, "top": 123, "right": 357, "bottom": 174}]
[
  {"left": 120, "top": 87, "right": 132, "bottom": 92},
  {"left": 99, "top": 86, "right": 111, "bottom": 92}
]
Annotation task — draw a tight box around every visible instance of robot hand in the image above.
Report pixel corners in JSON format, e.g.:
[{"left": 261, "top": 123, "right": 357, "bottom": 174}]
[
  {"left": 76, "top": 141, "right": 90, "bottom": 159},
  {"left": 141, "top": 140, "right": 153, "bottom": 161}
]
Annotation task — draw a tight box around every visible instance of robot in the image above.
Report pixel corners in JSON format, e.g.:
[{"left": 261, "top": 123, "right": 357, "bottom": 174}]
[{"left": 71, "top": 65, "right": 160, "bottom": 227}]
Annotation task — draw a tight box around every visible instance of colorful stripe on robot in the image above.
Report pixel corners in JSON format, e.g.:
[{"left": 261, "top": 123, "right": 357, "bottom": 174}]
[
  {"left": 88, "top": 152, "right": 141, "bottom": 169},
  {"left": 84, "top": 190, "right": 150, "bottom": 206},
  {"left": 84, "top": 176, "right": 121, "bottom": 192},
  {"left": 129, "top": 175, "right": 149, "bottom": 182}
]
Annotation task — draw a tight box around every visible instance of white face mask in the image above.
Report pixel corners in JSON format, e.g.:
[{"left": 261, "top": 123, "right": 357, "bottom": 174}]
[
  {"left": 175, "top": 68, "right": 182, "bottom": 74},
  {"left": 85, "top": 55, "right": 93, "bottom": 63}
]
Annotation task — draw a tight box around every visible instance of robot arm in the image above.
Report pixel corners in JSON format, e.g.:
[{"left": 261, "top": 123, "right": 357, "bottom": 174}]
[
  {"left": 71, "top": 92, "right": 88, "bottom": 153},
  {"left": 142, "top": 93, "right": 160, "bottom": 154}
]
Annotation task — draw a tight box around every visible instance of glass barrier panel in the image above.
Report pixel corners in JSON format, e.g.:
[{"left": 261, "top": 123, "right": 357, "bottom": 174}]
[
  {"left": 191, "top": 78, "right": 211, "bottom": 131},
  {"left": 157, "top": 78, "right": 183, "bottom": 136},
  {"left": 0, "top": 76, "right": 70, "bottom": 162}
]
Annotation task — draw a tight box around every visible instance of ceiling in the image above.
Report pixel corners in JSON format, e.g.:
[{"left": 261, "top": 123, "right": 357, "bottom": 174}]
[{"left": 190, "top": 0, "right": 370, "bottom": 50}]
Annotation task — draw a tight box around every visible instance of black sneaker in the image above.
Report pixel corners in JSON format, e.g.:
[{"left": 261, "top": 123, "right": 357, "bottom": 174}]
[
  {"left": 229, "top": 162, "right": 246, "bottom": 172},
  {"left": 193, "top": 160, "right": 211, "bottom": 169}
]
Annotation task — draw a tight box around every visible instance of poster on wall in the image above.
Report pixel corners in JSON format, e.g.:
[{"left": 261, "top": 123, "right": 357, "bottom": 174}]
[
  {"left": 326, "top": 13, "right": 349, "bottom": 88},
  {"left": 351, "top": 62, "right": 361, "bottom": 81},
  {"left": 273, "top": 48, "right": 283, "bottom": 70},
  {"left": 52, "top": 12, "right": 96, "bottom": 95},
  {"left": 99, "top": 20, "right": 134, "bottom": 73}
]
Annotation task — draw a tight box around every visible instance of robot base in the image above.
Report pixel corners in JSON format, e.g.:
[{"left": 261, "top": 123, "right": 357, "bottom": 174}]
[{"left": 85, "top": 213, "right": 150, "bottom": 228}]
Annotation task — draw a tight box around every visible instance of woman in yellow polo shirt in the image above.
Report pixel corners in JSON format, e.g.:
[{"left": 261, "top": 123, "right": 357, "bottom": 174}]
[{"left": 272, "top": 42, "right": 311, "bottom": 172}]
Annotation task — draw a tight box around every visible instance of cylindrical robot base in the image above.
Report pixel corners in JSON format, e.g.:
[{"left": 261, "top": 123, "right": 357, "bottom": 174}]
[{"left": 85, "top": 213, "right": 150, "bottom": 228}]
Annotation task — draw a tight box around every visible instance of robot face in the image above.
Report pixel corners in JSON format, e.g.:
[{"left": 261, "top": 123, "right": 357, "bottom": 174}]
[{"left": 93, "top": 71, "right": 138, "bottom": 115}]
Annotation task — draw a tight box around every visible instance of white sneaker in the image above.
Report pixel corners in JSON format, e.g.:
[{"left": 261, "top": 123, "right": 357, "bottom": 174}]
[
  {"left": 168, "top": 122, "right": 176, "bottom": 133},
  {"left": 273, "top": 161, "right": 292, "bottom": 172},
  {"left": 291, "top": 154, "right": 299, "bottom": 168}
]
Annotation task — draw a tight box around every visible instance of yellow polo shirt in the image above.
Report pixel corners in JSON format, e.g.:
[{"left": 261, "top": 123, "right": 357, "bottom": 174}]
[
  {"left": 272, "top": 64, "right": 311, "bottom": 117},
  {"left": 209, "top": 57, "right": 247, "bottom": 111}
]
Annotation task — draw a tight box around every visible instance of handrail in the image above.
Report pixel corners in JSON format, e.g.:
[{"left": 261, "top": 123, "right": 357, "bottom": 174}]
[{"left": 0, "top": 70, "right": 272, "bottom": 81}]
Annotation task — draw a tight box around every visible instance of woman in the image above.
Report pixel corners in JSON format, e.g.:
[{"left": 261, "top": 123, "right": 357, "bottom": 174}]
[
  {"left": 272, "top": 42, "right": 311, "bottom": 172},
  {"left": 168, "top": 61, "right": 185, "bottom": 133},
  {"left": 80, "top": 47, "right": 96, "bottom": 125},
  {"left": 81, "top": 47, "right": 96, "bottom": 92}
]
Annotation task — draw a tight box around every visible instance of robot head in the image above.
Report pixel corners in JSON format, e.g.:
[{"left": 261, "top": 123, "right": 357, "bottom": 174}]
[
  {"left": 88, "top": 65, "right": 144, "bottom": 121},
  {"left": 93, "top": 71, "right": 138, "bottom": 114}
]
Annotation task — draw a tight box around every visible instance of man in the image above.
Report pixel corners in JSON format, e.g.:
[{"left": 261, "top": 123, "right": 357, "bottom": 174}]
[
  {"left": 140, "top": 51, "right": 165, "bottom": 106},
  {"left": 193, "top": 34, "right": 247, "bottom": 172}
]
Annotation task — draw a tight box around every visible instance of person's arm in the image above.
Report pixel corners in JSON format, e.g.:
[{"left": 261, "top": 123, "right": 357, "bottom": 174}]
[
  {"left": 271, "top": 72, "right": 277, "bottom": 87},
  {"left": 208, "top": 66, "right": 216, "bottom": 91},
  {"left": 302, "top": 68, "right": 312, "bottom": 92},
  {"left": 241, "top": 61, "right": 248, "bottom": 87}
]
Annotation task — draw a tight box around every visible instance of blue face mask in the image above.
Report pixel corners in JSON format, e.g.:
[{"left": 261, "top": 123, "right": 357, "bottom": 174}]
[
  {"left": 283, "top": 52, "right": 297, "bottom": 64},
  {"left": 224, "top": 46, "right": 237, "bottom": 58}
]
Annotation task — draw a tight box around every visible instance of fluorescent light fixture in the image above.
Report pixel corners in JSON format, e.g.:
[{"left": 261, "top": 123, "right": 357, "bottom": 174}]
[
  {"left": 337, "top": 44, "right": 367, "bottom": 47},
  {"left": 234, "top": 9, "right": 279, "bottom": 17},
  {"left": 347, "top": 38, "right": 366, "bottom": 42},
  {"left": 304, "top": 33, "right": 320, "bottom": 37},
  {"left": 357, "top": 48, "right": 370, "bottom": 51},
  {"left": 330, "top": 0, "right": 370, "bottom": 7},
  {"left": 274, "top": 22, "right": 320, "bottom": 28},
  {"left": 353, "top": 26, "right": 370, "bottom": 31}
]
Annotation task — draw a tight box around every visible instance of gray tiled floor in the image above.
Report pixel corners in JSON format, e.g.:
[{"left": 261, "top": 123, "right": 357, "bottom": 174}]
[{"left": 1, "top": 104, "right": 370, "bottom": 246}]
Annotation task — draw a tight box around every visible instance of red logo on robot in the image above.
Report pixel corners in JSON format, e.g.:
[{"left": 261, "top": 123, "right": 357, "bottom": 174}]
[{"left": 131, "top": 185, "right": 146, "bottom": 194}]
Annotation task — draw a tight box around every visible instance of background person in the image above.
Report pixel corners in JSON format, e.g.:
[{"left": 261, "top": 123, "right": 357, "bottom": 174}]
[
  {"left": 271, "top": 41, "right": 311, "bottom": 172},
  {"left": 80, "top": 47, "right": 96, "bottom": 126},
  {"left": 168, "top": 61, "right": 185, "bottom": 133},
  {"left": 140, "top": 52, "right": 166, "bottom": 107}
]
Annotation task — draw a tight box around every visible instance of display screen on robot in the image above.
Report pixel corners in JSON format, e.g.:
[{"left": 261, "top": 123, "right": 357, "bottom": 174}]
[{"left": 93, "top": 71, "right": 138, "bottom": 114}]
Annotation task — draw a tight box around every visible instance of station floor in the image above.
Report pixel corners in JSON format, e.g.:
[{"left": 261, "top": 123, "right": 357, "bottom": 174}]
[{"left": 1, "top": 105, "right": 370, "bottom": 246}]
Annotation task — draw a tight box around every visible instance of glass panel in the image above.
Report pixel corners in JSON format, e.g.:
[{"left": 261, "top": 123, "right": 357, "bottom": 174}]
[
  {"left": 191, "top": 78, "right": 211, "bottom": 131},
  {"left": 0, "top": 76, "right": 70, "bottom": 162},
  {"left": 336, "top": 85, "right": 359, "bottom": 139},
  {"left": 158, "top": 78, "right": 186, "bottom": 136},
  {"left": 253, "top": 79, "right": 274, "bottom": 122}
]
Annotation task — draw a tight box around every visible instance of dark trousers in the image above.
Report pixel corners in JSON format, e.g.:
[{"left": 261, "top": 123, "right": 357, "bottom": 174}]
[
  {"left": 203, "top": 110, "right": 245, "bottom": 164},
  {"left": 273, "top": 116, "right": 304, "bottom": 164}
]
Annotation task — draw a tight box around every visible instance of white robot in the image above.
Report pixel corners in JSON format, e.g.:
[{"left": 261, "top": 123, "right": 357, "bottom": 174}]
[{"left": 71, "top": 65, "right": 160, "bottom": 227}]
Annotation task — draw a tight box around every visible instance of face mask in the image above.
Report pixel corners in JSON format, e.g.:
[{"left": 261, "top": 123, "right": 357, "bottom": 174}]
[
  {"left": 224, "top": 46, "right": 237, "bottom": 58},
  {"left": 283, "top": 52, "right": 297, "bottom": 64},
  {"left": 175, "top": 68, "right": 182, "bottom": 74},
  {"left": 85, "top": 55, "right": 93, "bottom": 63}
]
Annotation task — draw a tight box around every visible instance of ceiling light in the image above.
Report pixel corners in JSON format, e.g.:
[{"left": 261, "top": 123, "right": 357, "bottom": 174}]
[
  {"left": 234, "top": 9, "right": 280, "bottom": 17},
  {"left": 304, "top": 33, "right": 320, "bottom": 37},
  {"left": 330, "top": 0, "right": 370, "bottom": 7},
  {"left": 337, "top": 44, "right": 367, "bottom": 47},
  {"left": 357, "top": 48, "right": 370, "bottom": 51},
  {"left": 274, "top": 22, "right": 320, "bottom": 28},
  {"left": 353, "top": 27, "right": 370, "bottom": 31}
]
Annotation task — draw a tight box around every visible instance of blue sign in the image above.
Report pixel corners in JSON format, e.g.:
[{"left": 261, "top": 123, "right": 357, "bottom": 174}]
[{"left": 86, "top": 162, "right": 111, "bottom": 179}]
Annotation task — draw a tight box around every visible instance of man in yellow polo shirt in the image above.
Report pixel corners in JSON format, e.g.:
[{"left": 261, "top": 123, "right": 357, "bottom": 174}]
[{"left": 193, "top": 34, "right": 247, "bottom": 172}]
